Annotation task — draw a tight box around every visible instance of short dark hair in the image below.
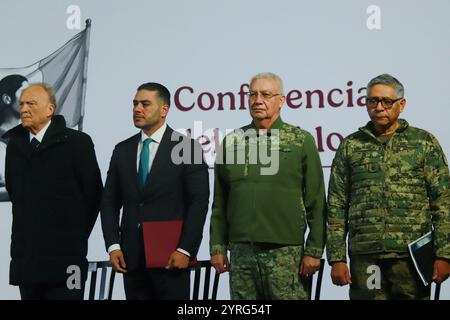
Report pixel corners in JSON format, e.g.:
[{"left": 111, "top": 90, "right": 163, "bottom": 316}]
[{"left": 137, "top": 82, "right": 171, "bottom": 107}]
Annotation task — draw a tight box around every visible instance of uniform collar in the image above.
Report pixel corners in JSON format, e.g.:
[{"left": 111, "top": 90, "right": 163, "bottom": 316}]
[
  {"left": 360, "top": 118, "right": 409, "bottom": 138},
  {"left": 250, "top": 116, "right": 284, "bottom": 131}
]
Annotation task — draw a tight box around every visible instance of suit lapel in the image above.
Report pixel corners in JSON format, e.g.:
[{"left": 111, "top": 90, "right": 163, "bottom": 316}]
[
  {"left": 18, "top": 134, "right": 34, "bottom": 159},
  {"left": 124, "top": 133, "right": 141, "bottom": 194}
]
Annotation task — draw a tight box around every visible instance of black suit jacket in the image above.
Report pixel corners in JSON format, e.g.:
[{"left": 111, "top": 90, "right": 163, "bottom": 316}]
[
  {"left": 4, "top": 115, "right": 103, "bottom": 285},
  {"left": 100, "top": 125, "right": 210, "bottom": 271}
]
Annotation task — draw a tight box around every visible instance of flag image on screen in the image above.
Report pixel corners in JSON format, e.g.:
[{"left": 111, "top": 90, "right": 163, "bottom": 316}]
[{"left": 0, "top": 19, "right": 92, "bottom": 201}]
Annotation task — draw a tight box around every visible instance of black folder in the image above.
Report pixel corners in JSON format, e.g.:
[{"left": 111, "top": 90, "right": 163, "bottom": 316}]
[{"left": 408, "top": 232, "right": 434, "bottom": 286}]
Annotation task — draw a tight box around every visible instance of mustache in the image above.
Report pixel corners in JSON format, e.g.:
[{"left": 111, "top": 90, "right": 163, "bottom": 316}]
[{"left": 250, "top": 104, "right": 265, "bottom": 110}]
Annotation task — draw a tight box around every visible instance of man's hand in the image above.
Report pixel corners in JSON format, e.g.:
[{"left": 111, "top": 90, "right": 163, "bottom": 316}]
[
  {"left": 211, "top": 254, "right": 230, "bottom": 273},
  {"left": 331, "top": 261, "right": 352, "bottom": 286},
  {"left": 299, "top": 256, "right": 321, "bottom": 276},
  {"left": 110, "top": 249, "right": 127, "bottom": 273},
  {"left": 433, "top": 259, "right": 450, "bottom": 284},
  {"left": 166, "top": 251, "right": 190, "bottom": 270}
]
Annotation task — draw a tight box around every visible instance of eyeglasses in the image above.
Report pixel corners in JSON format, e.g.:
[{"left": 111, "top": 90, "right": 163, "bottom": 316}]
[
  {"left": 366, "top": 97, "right": 403, "bottom": 109},
  {"left": 247, "top": 91, "right": 281, "bottom": 100}
]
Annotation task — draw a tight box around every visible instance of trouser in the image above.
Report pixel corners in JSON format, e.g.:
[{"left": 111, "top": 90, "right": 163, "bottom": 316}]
[
  {"left": 123, "top": 227, "right": 190, "bottom": 300},
  {"left": 123, "top": 267, "right": 190, "bottom": 300},
  {"left": 19, "top": 282, "right": 85, "bottom": 300},
  {"left": 349, "top": 254, "right": 430, "bottom": 300},
  {"left": 229, "top": 242, "right": 309, "bottom": 300}
]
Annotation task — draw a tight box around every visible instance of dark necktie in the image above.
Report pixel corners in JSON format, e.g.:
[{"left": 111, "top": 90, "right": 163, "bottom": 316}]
[
  {"left": 31, "top": 137, "right": 40, "bottom": 150},
  {"left": 138, "top": 138, "right": 152, "bottom": 189}
]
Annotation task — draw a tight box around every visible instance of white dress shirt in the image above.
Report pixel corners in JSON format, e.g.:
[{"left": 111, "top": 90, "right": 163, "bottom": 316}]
[
  {"left": 29, "top": 120, "right": 52, "bottom": 143},
  {"left": 135, "top": 122, "right": 166, "bottom": 173}
]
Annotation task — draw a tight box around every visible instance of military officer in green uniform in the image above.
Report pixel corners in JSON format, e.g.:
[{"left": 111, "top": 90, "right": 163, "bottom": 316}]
[
  {"left": 327, "top": 73, "right": 450, "bottom": 299},
  {"left": 210, "top": 72, "right": 327, "bottom": 300}
]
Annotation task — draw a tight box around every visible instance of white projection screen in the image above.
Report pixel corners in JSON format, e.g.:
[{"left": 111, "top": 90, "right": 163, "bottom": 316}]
[{"left": 0, "top": 0, "right": 449, "bottom": 300}]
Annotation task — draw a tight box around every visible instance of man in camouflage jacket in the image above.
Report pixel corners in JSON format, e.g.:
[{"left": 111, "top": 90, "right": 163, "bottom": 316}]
[
  {"left": 327, "top": 74, "right": 450, "bottom": 299},
  {"left": 210, "top": 72, "right": 327, "bottom": 299}
]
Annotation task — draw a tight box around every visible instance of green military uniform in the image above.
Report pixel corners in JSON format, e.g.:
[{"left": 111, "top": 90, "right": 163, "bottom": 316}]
[
  {"left": 327, "top": 119, "right": 450, "bottom": 299},
  {"left": 210, "top": 116, "right": 327, "bottom": 299}
]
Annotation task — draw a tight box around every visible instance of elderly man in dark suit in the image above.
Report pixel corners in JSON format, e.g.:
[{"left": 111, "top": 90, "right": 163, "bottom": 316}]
[
  {"left": 101, "top": 82, "right": 209, "bottom": 300},
  {"left": 3, "top": 83, "right": 102, "bottom": 300}
]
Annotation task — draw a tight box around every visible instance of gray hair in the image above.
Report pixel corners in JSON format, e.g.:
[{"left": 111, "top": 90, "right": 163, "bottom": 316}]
[
  {"left": 250, "top": 72, "right": 284, "bottom": 95},
  {"left": 367, "top": 73, "right": 404, "bottom": 98},
  {"left": 24, "top": 82, "right": 57, "bottom": 109}
]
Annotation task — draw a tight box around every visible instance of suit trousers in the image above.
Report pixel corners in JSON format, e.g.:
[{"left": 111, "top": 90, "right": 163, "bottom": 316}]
[{"left": 123, "top": 228, "right": 190, "bottom": 300}]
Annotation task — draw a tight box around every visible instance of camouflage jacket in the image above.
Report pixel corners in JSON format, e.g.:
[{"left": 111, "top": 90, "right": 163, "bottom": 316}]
[
  {"left": 210, "top": 117, "right": 327, "bottom": 258},
  {"left": 327, "top": 119, "right": 450, "bottom": 263}
]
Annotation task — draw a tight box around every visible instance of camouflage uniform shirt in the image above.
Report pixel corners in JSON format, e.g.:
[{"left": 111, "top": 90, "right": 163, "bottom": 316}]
[{"left": 327, "top": 119, "right": 450, "bottom": 263}]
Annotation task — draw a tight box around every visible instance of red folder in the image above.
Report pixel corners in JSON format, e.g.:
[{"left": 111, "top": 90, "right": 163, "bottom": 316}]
[{"left": 142, "top": 220, "right": 197, "bottom": 269}]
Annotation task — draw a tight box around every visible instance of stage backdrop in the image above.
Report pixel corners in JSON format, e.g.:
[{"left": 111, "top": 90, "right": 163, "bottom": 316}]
[{"left": 0, "top": 0, "right": 449, "bottom": 299}]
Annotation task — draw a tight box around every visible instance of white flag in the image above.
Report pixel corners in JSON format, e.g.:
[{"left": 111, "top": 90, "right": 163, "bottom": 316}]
[{"left": 0, "top": 21, "right": 91, "bottom": 137}]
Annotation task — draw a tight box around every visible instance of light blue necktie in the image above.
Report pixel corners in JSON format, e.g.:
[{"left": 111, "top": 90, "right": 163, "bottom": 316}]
[{"left": 138, "top": 138, "right": 152, "bottom": 189}]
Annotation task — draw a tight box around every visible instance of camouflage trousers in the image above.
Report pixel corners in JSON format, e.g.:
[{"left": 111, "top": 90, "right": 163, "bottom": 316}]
[
  {"left": 349, "top": 254, "right": 430, "bottom": 300},
  {"left": 228, "top": 242, "right": 309, "bottom": 300}
]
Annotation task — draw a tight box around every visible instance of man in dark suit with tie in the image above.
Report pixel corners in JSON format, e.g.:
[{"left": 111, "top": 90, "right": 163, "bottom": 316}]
[
  {"left": 101, "top": 82, "right": 209, "bottom": 300},
  {"left": 3, "top": 83, "right": 103, "bottom": 299}
]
